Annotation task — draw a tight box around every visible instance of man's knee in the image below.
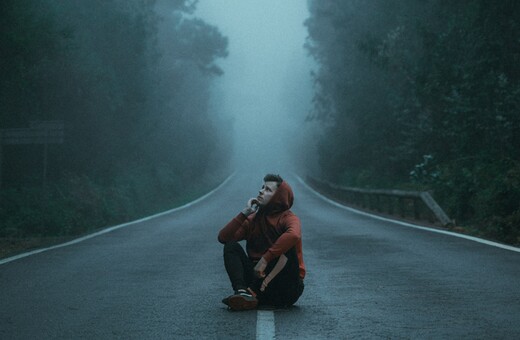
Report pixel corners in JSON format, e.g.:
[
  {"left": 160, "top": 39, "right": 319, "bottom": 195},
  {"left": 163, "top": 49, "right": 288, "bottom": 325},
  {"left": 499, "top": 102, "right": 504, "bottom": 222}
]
[{"left": 223, "top": 241, "right": 242, "bottom": 255}]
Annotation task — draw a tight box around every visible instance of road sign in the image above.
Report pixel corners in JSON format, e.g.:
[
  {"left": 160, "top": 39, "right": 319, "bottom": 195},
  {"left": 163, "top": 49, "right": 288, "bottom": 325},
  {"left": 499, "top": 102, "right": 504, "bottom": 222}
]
[
  {"left": 1, "top": 121, "right": 64, "bottom": 145},
  {"left": 1, "top": 127, "right": 64, "bottom": 145}
]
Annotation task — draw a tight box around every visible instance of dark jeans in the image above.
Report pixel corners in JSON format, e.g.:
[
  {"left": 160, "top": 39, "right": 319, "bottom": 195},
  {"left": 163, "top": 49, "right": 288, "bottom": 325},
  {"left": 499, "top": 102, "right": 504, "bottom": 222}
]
[{"left": 223, "top": 241, "right": 304, "bottom": 307}]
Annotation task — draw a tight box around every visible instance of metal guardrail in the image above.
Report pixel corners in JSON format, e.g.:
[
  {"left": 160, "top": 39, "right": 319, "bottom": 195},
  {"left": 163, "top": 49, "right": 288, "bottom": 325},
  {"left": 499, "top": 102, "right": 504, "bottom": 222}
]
[{"left": 306, "top": 176, "right": 454, "bottom": 227}]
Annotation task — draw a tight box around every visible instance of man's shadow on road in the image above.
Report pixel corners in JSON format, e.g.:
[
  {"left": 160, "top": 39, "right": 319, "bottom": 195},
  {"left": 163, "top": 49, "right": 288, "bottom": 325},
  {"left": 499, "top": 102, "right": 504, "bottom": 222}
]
[{"left": 221, "top": 305, "right": 303, "bottom": 312}]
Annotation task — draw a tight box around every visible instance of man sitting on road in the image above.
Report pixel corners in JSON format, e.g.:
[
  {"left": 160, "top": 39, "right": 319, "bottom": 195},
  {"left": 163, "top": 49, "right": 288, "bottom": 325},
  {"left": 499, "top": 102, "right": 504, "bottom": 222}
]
[{"left": 218, "top": 174, "right": 305, "bottom": 311}]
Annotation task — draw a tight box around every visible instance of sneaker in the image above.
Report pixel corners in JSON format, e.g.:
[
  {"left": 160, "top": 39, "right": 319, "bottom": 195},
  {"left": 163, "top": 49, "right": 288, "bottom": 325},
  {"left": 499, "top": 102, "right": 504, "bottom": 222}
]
[{"left": 222, "top": 289, "right": 258, "bottom": 311}]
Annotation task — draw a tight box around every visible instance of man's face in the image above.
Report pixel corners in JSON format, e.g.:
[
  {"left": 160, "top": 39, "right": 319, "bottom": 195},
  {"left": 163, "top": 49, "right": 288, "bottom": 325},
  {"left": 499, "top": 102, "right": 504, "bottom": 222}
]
[{"left": 256, "top": 181, "right": 278, "bottom": 207}]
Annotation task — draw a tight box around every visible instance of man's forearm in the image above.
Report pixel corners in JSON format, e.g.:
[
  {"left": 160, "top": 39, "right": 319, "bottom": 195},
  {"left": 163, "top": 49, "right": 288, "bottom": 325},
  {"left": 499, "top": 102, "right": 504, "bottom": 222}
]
[
  {"left": 217, "top": 213, "right": 247, "bottom": 243},
  {"left": 263, "top": 231, "right": 300, "bottom": 262}
]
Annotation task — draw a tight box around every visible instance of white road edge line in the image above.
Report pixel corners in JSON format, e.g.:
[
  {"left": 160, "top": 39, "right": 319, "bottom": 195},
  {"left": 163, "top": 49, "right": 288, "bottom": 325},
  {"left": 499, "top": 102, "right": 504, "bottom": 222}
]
[
  {"left": 0, "top": 173, "right": 236, "bottom": 266},
  {"left": 256, "top": 310, "right": 275, "bottom": 340},
  {"left": 295, "top": 175, "right": 520, "bottom": 253}
]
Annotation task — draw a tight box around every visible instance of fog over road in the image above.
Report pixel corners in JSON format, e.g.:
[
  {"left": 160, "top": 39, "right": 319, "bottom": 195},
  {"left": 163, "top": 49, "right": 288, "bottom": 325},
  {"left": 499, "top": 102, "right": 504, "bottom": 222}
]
[{"left": 1, "top": 172, "right": 519, "bottom": 339}]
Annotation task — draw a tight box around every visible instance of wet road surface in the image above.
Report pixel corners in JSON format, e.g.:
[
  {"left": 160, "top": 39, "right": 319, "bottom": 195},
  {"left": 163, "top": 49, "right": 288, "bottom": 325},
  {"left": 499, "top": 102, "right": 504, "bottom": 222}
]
[{"left": 1, "top": 172, "right": 519, "bottom": 339}]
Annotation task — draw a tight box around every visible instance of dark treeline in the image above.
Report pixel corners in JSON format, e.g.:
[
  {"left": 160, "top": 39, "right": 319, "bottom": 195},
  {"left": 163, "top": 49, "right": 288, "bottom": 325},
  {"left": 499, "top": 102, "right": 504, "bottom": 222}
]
[
  {"left": 0, "top": 0, "right": 230, "bottom": 237},
  {"left": 305, "top": 0, "right": 519, "bottom": 244}
]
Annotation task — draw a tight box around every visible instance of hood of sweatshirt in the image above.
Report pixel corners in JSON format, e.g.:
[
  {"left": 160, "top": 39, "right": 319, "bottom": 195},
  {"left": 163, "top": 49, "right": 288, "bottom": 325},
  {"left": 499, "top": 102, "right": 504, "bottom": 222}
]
[{"left": 260, "top": 181, "right": 294, "bottom": 215}]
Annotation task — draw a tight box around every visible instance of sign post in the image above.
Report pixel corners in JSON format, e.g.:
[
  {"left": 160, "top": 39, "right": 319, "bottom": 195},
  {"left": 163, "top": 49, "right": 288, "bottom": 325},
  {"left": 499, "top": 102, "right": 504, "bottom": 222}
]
[
  {"left": 0, "top": 131, "right": 3, "bottom": 190},
  {"left": 0, "top": 121, "right": 64, "bottom": 189}
]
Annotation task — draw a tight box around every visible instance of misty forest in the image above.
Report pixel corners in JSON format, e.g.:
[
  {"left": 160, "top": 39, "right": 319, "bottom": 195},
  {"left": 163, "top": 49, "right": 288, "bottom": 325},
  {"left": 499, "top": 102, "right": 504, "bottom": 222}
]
[
  {"left": 1, "top": 0, "right": 231, "bottom": 247},
  {"left": 1, "top": 0, "right": 519, "bottom": 254}
]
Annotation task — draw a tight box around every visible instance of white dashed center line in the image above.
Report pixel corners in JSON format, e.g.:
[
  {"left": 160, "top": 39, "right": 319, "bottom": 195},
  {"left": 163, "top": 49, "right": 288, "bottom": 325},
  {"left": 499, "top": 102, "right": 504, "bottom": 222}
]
[{"left": 256, "top": 310, "right": 275, "bottom": 340}]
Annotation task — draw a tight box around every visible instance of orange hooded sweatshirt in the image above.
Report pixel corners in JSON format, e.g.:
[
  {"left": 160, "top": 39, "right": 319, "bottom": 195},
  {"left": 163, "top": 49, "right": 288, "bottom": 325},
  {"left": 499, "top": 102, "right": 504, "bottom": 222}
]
[{"left": 218, "top": 181, "right": 306, "bottom": 280}]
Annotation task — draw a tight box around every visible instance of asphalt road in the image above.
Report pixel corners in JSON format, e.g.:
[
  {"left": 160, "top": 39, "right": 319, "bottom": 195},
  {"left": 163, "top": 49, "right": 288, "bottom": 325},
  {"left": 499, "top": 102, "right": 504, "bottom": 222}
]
[{"left": 1, "top": 172, "right": 519, "bottom": 339}]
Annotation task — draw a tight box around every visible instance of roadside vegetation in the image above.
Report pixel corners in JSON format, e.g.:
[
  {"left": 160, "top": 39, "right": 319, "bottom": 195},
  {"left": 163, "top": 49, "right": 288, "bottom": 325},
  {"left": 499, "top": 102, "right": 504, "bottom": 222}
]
[
  {"left": 304, "top": 1, "right": 520, "bottom": 245},
  {"left": 0, "top": 0, "right": 231, "bottom": 257}
]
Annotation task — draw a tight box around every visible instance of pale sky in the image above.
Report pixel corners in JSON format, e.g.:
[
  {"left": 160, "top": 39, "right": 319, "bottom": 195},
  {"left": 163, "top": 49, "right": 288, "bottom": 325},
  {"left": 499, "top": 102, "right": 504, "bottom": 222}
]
[{"left": 195, "top": 0, "right": 316, "bottom": 172}]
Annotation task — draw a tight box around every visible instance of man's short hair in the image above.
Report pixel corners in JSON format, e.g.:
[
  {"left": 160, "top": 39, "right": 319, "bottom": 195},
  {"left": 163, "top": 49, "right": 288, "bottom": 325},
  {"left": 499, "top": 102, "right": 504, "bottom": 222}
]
[{"left": 264, "top": 174, "right": 283, "bottom": 186}]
